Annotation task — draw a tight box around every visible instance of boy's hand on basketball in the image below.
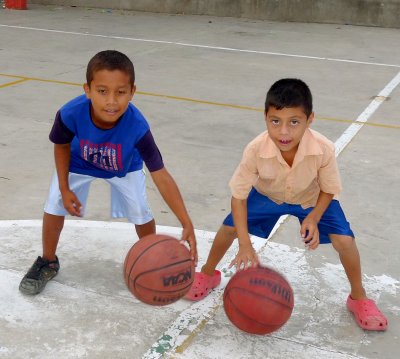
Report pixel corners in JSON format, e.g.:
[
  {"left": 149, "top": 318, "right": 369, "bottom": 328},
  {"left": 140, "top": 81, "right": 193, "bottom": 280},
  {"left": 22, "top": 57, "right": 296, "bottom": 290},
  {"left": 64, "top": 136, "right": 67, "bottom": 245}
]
[
  {"left": 300, "top": 216, "right": 320, "bottom": 250},
  {"left": 229, "top": 244, "right": 259, "bottom": 271},
  {"left": 61, "top": 189, "right": 82, "bottom": 217},
  {"left": 181, "top": 225, "right": 198, "bottom": 265}
]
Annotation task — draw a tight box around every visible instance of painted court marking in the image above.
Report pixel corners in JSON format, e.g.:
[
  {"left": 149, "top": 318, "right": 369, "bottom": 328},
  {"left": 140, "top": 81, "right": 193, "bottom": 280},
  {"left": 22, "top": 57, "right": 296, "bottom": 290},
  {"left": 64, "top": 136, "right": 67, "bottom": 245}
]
[
  {"left": 0, "top": 78, "right": 30, "bottom": 88},
  {"left": 1, "top": 24, "right": 400, "bottom": 69},
  {"left": 143, "top": 70, "right": 400, "bottom": 358},
  {"left": 0, "top": 72, "right": 399, "bottom": 130},
  {"left": 335, "top": 71, "right": 400, "bottom": 155}
]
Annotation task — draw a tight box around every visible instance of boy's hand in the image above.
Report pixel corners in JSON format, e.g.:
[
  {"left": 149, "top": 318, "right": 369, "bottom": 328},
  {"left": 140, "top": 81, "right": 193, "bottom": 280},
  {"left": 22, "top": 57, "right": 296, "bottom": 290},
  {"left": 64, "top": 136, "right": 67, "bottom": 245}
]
[
  {"left": 181, "top": 225, "right": 198, "bottom": 266},
  {"left": 61, "top": 189, "right": 82, "bottom": 217},
  {"left": 229, "top": 244, "right": 259, "bottom": 271},
  {"left": 300, "top": 215, "right": 320, "bottom": 249}
]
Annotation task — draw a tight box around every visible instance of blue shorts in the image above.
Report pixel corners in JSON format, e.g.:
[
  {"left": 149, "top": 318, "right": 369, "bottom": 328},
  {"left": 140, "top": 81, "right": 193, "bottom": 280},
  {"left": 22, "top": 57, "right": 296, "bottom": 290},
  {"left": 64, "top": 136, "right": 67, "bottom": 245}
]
[{"left": 223, "top": 188, "right": 354, "bottom": 244}]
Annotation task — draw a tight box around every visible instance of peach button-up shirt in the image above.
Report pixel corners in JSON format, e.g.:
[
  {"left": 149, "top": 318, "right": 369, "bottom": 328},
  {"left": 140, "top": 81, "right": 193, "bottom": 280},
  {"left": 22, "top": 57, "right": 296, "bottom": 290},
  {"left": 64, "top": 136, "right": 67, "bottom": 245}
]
[{"left": 229, "top": 128, "right": 341, "bottom": 209}]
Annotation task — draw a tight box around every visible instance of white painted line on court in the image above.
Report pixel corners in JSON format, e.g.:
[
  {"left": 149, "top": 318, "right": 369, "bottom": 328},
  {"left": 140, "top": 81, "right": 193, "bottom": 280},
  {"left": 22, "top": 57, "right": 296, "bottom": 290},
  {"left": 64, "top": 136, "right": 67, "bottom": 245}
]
[
  {"left": 0, "top": 219, "right": 134, "bottom": 229},
  {"left": 1, "top": 24, "right": 399, "bottom": 69},
  {"left": 335, "top": 71, "right": 400, "bottom": 155},
  {"left": 142, "top": 70, "right": 400, "bottom": 358}
]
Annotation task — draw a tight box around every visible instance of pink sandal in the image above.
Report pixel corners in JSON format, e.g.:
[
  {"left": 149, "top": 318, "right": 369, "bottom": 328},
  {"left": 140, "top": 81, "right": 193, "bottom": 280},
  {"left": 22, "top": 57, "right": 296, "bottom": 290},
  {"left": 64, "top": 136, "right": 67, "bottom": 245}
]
[
  {"left": 184, "top": 270, "right": 221, "bottom": 301},
  {"left": 347, "top": 295, "right": 388, "bottom": 331}
]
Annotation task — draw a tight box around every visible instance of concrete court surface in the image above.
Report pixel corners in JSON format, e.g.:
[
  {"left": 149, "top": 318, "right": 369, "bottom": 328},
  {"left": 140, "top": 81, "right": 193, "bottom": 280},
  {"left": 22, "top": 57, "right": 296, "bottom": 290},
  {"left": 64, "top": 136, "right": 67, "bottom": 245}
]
[{"left": 0, "top": 4, "right": 399, "bottom": 359}]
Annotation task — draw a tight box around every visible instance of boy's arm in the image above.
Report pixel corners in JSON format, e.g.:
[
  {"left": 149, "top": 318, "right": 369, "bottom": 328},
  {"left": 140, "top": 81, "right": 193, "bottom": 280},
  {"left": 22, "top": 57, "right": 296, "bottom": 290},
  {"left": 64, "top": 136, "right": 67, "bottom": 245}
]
[
  {"left": 54, "top": 143, "right": 82, "bottom": 217},
  {"left": 301, "top": 190, "right": 334, "bottom": 249},
  {"left": 150, "top": 167, "right": 197, "bottom": 263},
  {"left": 229, "top": 196, "right": 259, "bottom": 270}
]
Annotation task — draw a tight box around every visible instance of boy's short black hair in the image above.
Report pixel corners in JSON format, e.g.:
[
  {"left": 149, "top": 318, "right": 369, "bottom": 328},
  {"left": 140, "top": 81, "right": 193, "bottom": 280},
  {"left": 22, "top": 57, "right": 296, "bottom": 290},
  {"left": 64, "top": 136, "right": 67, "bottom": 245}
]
[
  {"left": 86, "top": 50, "right": 135, "bottom": 88},
  {"left": 265, "top": 78, "right": 313, "bottom": 117}
]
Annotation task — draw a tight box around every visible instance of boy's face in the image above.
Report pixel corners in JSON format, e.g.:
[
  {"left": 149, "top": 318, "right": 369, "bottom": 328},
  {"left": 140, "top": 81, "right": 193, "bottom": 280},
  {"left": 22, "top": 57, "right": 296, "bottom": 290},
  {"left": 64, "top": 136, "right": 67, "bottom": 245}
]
[
  {"left": 265, "top": 106, "right": 313, "bottom": 156},
  {"left": 83, "top": 69, "right": 135, "bottom": 129}
]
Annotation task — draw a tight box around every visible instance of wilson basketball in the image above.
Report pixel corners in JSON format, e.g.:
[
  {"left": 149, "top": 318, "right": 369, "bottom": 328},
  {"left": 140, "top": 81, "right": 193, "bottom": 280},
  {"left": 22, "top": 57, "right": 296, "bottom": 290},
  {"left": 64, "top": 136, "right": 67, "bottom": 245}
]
[
  {"left": 223, "top": 266, "right": 294, "bottom": 334},
  {"left": 124, "top": 234, "right": 195, "bottom": 306}
]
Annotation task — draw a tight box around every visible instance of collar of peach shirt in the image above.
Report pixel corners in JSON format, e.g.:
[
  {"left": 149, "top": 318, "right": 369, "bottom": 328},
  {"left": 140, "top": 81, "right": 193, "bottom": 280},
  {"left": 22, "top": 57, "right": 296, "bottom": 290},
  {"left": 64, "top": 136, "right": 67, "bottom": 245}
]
[{"left": 258, "top": 129, "right": 324, "bottom": 167}]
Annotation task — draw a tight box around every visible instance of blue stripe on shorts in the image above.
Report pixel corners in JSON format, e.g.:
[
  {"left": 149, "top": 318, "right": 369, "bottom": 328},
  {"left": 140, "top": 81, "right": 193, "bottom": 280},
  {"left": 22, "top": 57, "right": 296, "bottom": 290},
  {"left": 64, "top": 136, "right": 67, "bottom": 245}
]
[{"left": 223, "top": 188, "right": 354, "bottom": 244}]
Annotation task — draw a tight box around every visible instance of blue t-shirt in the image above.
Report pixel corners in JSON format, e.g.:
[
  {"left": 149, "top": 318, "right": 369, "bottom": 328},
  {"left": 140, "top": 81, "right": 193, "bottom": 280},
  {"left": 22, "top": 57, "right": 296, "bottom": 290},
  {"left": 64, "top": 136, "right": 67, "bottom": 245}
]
[{"left": 58, "top": 95, "right": 150, "bottom": 178}]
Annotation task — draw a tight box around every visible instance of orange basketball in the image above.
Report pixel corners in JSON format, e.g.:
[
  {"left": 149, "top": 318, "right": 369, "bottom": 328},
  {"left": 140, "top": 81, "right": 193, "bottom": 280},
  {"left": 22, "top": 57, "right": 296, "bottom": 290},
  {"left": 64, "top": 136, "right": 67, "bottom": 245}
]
[
  {"left": 223, "top": 266, "right": 294, "bottom": 334},
  {"left": 124, "top": 234, "right": 194, "bottom": 306}
]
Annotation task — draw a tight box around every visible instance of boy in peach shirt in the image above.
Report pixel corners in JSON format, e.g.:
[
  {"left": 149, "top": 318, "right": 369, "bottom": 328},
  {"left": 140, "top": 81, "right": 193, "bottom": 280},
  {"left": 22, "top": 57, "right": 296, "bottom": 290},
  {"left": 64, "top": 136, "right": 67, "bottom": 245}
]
[{"left": 185, "top": 78, "right": 387, "bottom": 331}]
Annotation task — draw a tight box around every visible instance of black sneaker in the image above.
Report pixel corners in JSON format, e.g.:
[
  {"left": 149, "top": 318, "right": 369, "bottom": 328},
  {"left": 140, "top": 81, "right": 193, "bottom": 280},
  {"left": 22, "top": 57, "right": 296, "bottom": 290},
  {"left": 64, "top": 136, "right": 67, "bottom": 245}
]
[{"left": 19, "top": 256, "right": 60, "bottom": 295}]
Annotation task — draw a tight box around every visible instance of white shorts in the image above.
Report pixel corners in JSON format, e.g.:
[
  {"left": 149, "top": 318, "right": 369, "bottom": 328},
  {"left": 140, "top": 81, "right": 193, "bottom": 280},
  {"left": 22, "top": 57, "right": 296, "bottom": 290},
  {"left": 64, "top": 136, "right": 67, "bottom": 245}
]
[{"left": 44, "top": 170, "right": 154, "bottom": 225}]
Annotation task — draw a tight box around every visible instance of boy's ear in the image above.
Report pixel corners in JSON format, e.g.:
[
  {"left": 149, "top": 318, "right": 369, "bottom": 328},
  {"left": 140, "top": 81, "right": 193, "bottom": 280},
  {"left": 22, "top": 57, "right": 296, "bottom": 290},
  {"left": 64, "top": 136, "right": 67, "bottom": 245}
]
[
  {"left": 130, "top": 84, "right": 136, "bottom": 99},
  {"left": 307, "top": 112, "right": 315, "bottom": 126},
  {"left": 83, "top": 83, "right": 90, "bottom": 98}
]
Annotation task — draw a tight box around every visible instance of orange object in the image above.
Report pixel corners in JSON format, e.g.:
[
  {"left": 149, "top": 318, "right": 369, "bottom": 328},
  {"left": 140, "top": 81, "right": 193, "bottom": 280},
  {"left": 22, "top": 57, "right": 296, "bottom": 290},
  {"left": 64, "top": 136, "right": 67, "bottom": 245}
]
[
  {"left": 224, "top": 266, "right": 294, "bottom": 335},
  {"left": 124, "top": 234, "right": 195, "bottom": 306},
  {"left": 5, "top": 0, "right": 27, "bottom": 10}
]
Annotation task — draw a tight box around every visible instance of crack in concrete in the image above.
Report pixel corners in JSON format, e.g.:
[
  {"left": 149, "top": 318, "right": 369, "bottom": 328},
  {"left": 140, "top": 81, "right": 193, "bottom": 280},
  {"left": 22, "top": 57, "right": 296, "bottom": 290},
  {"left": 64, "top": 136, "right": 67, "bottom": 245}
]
[{"left": 269, "top": 334, "right": 366, "bottom": 358}]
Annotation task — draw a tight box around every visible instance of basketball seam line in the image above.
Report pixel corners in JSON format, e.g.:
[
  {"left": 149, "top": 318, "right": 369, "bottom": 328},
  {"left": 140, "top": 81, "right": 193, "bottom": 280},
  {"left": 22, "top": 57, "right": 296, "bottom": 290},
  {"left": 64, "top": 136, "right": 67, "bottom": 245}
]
[
  {"left": 225, "top": 287, "right": 294, "bottom": 310},
  {"left": 126, "top": 238, "right": 177, "bottom": 292}
]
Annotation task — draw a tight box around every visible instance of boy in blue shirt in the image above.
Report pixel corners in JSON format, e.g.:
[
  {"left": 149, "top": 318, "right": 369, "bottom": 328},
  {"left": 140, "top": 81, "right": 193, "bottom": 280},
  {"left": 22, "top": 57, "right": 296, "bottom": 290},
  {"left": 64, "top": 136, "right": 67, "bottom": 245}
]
[
  {"left": 20, "top": 50, "right": 197, "bottom": 295},
  {"left": 185, "top": 79, "right": 387, "bottom": 331}
]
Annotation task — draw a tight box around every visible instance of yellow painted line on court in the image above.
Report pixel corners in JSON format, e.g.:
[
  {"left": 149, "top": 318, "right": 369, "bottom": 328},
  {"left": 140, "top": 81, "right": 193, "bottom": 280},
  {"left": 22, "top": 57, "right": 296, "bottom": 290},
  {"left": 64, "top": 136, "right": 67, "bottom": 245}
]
[
  {"left": 173, "top": 304, "right": 222, "bottom": 355},
  {"left": 137, "top": 90, "right": 262, "bottom": 112},
  {"left": 1, "top": 73, "right": 398, "bottom": 130},
  {"left": 317, "top": 116, "right": 399, "bottom": 129},
  {"left": 0, "top": 73, "right": 82, "bottom": 87},
  {"left": 0, "top": 78, "right": 31, "bottom": 88}
]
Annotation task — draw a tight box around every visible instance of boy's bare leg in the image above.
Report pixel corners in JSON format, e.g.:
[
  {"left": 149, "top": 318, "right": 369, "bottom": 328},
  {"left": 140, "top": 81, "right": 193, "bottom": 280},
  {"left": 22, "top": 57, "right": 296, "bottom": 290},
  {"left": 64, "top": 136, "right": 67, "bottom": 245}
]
[
  {"left": 330, "top": 234, "right": 366, "bottom": 299},
  {"left": 135, "top": 219, "right": 156, "bottom": 239},
  {"left": 201, "top": 225, "right": 237, "bottom": 276},
  {"left": 42, "top": 213, "right": 64, "bottom": 261}
]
